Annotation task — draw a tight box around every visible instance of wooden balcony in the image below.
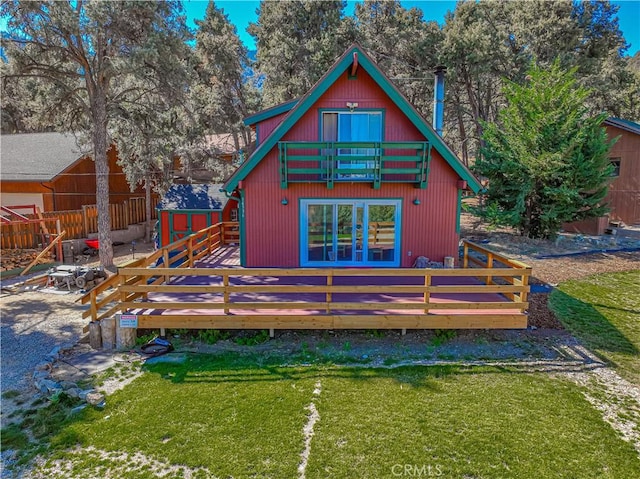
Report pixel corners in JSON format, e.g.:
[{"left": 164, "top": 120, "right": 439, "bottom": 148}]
[{"left": 278, "top": 141, "right": 431, "bottom": 189}]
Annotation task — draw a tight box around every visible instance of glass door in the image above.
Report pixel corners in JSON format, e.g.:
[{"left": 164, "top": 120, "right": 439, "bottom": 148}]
[
  {"left": 306, "top": 204, "right": 334, "bottom": 262},
  {"left": 301, "top": 199, "right": 401, "bottom": 267}
]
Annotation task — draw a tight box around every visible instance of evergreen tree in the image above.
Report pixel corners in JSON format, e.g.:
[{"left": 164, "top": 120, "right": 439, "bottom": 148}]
[
  {"left": 354, "top": 0, "right": 443, "bottom": 118},
  {"left": 193, "top": 1, "right": 260, "bottom": 155},
  {"left": 441, "top": 0, "right": 635, "bottom": 162},
  {"left": 1, "top": 0, "right": 191, "bottom": 267},
  {"left": 474, "top": 61, "right": 615, "bottom": 239},
  {"left": 248, "top": 0, "right": 350, "bottom": 106}
]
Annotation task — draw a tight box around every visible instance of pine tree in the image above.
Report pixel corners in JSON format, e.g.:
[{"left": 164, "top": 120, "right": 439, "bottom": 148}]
[
  {"left": 248, "top": 0, "right": 350, "bottom": 106},
  {"left": 474, "top": 61, "right": 615, "bottom": 239},
  {"left": 193, "top": 0, "right": 260, "bottom": 154},
  {"left": 354, "top": 0, "right": 443, "bottom": 118},
  {"left": 1, "top": 1, "right": 191, "bottom": 267}
]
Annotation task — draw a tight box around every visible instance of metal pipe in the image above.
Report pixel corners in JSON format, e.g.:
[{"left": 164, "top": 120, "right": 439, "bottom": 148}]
[{"left": 433, "top": 66, "right": 447, "bottom": 136}]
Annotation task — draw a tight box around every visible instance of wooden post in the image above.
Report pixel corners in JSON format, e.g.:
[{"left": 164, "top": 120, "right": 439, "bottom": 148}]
[
  {"left": 163, "top": 249, "right": 170, "bottom": 284},
  {"left": 220, "top": 222, "right": 225, "bottom": 245},
  {"left": 56, "top": 219, "right": 63, "bottom": 262},
  {"left": 188, "top": 237, "right": 194, "bottom": 267},
  {"left": 326, "top": 271, "right": 333, "bottom": 314},
  {"left": 90, "top": 290, "right": 98, "bottom": 322},
  {"left": 485, "top": 253, "right": 494, "bottom": 285},
  {"left": 520, "top": 268, "right": 531, "bottom": 304},
  {"left": 101, "top": 317, "right": 116, "bottom": 350},
  {"left": 89, "top": 321, "right": 102, "bottom": 349},
  {"left": 82, "top": 205, "right": 89, "bottom": 237},
  {"left": 223, "top": 273, "right": 230, "bottom": 314},
  {"left": 123, "top": 200, "right": 130, "bottom": 228},
  {"left": 463, "top": 241, "right": 469, "bottom": 268},
  {"left": 424, "top": 272, "right": 431, "bottom": 314}
]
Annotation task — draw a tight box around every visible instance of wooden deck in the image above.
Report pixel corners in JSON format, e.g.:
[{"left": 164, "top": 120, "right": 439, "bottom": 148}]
[{"left": 82, "top": 223, "right": 531, "bottom": 331}]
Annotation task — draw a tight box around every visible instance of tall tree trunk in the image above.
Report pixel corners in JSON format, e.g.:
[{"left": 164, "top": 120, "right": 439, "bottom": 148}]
[
  {"left": 92, "top": 91, "right": 114, "bottom": 269},
  {"left": 145, "top": 177, "right": 152, "bottom": 243}
]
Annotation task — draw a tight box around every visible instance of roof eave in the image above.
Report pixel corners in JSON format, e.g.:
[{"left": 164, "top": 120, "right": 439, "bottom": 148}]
[{"left": 243, "top": 98, "right": 299, "bottom": 126}]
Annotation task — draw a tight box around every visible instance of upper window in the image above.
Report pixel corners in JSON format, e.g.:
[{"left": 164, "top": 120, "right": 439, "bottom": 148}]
[
  {"left": 610, "top": 158, "right": 621, "bottom": 177},
  {"left": 322, "top": 111, "right": 382, "bottom": 143},
  {"left": 322, "top": 111, "right": 383, "bottom": 179}
]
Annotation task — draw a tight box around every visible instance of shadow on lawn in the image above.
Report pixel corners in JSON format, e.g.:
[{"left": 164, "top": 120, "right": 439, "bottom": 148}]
[{"left": 548, "top": 289, "right": 639, "bottom": 358}]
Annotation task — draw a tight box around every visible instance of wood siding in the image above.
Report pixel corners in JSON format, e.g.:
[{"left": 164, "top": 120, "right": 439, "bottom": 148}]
[
  {"left": 606, "top": 124, "right": 640, "bottom": 225},
  {"left": 0, "top": 145, "right": 154, "bottom": 212},
  {"left": 245, "top": 69, "right": 461, "bottom": 267}
]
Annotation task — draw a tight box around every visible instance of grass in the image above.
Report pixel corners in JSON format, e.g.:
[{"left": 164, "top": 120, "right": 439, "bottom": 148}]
[
  {"left": 549, "top": 270, "right": 640, "bottom": 383},
  {"left": 7, "top": 354, "right": 639, "bottom": 478}
]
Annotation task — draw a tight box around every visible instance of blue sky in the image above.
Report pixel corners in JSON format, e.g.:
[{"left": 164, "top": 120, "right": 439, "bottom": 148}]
[{"left": 185, "top": 0, "right": 640, "bottom": 56}]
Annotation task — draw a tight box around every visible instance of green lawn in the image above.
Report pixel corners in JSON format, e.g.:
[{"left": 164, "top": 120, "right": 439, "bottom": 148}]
[
  {"left": 549, "top": 270, "right": 640, "bottom": 383},
  {"left": 10, "top": 355, "right": 640, "bottom": 479}
]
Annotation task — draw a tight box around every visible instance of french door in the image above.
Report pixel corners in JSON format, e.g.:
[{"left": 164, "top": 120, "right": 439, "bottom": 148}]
[{"left": 301, "top": 199, "right": 401, "bottom": 267}]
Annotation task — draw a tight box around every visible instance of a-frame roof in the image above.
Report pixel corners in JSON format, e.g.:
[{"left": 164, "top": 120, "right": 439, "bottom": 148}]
[{"left": 223, "top": 44, "right": 481, "bottom": 193}]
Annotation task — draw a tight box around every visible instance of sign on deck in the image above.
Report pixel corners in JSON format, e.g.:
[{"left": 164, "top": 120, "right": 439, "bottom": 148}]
[{"left": 118, "top": 314, "right": 138, "bottom": 329}]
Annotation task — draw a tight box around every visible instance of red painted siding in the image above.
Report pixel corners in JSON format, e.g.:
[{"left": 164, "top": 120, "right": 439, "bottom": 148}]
[
  {"left": 257, "top": 112, "right": 289, "bottom": 145},
  {"left": 222, "top": 198, "right": 239, "bottom": 222},
  {"left": 244, "top": 69, "right": 462, "bottom": 267}
]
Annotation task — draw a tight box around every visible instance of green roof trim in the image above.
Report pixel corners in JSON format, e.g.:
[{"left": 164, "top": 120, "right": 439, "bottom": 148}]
[
  {"left": 225, "top": 45, "right": 481, "bottom": 193},
  {"left": 243, "top": 98, "right": 299, "bottom": 126},
  {"left": 604, "top": 117, "right": 640, "bottom": 136}
]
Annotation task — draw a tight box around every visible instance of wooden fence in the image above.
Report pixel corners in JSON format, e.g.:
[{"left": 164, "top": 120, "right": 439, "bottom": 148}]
[
  {"left": 82, "top": 229, "right": 531, "bottom": 331},
  {"left": 0, "top": 197, "right": 159, "bottom": 249}
]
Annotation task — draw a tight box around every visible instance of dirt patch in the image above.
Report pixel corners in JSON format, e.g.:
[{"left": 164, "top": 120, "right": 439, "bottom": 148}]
[
  {"left": 527, "top": 294, "right": 562, "bottom": 329},
  {"left": 528, "top": 252, "right": 640, "bottom": 285}
]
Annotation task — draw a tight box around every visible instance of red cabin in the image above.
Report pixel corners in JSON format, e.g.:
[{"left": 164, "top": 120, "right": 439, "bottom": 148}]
[{"left": 223, "top": 45, "right": 481, "bottom": 268}]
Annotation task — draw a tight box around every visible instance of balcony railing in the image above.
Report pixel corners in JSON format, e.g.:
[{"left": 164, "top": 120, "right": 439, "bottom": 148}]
[{"left": 278, "top": 141, "right": 431, "bottom": 189}]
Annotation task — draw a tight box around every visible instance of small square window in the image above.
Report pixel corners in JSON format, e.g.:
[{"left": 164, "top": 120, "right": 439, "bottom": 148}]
[
  {"left": 230, "top": 208, "right": 239, "bottom": 222},
  {"left": 610, "top": 158, "right": 621, "bottom": 177}
]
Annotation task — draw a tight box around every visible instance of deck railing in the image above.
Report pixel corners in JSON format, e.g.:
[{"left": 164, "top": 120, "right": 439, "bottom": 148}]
[
  {"left": 278, "top": 141, "right": 431, "bottom": 189},
  {"left": 80, "top": 221, "right": 238, "bottom": 324},
  {"left": 82, "top": 232, "right": 531, "bottom": 331}
]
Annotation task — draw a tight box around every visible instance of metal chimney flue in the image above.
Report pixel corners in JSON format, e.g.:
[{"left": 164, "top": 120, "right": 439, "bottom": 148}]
[{"left": 433, "top": 66, "right": 447, "bottom": 137}]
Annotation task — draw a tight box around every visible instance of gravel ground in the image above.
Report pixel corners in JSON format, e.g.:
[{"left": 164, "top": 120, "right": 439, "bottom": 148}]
[
  {"left": 0, "top": 242, "right": 155, "bottom": 399},
  {"left": 0, "top": 290, "right": 85, "bottom": 396}
]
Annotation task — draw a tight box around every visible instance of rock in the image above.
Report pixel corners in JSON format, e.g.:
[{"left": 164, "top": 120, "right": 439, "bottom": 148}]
[
  {"left": 35, "top": 379, "right": 62, "bottom": 395},
  {"left": 60, "top": 380, "right": 78, "bottom": 390},
  {"left": 66, "top": 388, "right": 82, "bottom": 398},
  {"left": 34, "top": 361, "right": 52, "bottom": 372},
  {"left": 79, "top": 389, "right": 96, "bottom": 401},
  {"left": 46, "top": 346, "right": 61, "bottom": 361},
  {"left": 85, "top": 392, "right": 105, "bottom": 406},
  {"left": 32, "top": 370, "right": 50, "bottom": 381}
]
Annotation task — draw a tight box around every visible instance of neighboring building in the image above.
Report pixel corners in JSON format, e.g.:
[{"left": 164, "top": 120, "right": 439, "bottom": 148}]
[
  {"left": 223, "top": 44, "right": 481, "bottom": 268},
  {"left": 156, "top": 183, "right": 236, "bottom": 247},
  {"left": 171, "top": 132, "right": 255, "bottom": 184},
  {"left": 604, "top": 117, "right": 640, "bottom": 225},
  {"left": 0, "top": 132, "right": 152, "bottom": 211}
]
